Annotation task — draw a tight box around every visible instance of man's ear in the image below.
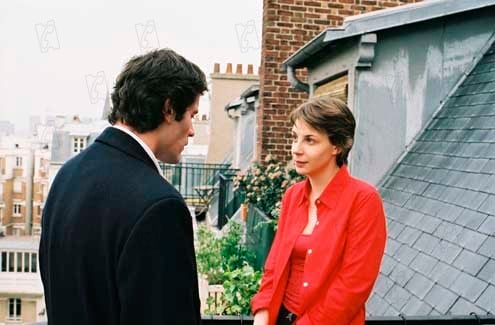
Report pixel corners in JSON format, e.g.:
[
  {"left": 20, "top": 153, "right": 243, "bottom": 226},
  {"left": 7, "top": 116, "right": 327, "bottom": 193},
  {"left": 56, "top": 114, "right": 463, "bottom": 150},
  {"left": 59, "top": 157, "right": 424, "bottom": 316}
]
[{"left": 163, "top": 99, "right": 175, "bottom": 123}]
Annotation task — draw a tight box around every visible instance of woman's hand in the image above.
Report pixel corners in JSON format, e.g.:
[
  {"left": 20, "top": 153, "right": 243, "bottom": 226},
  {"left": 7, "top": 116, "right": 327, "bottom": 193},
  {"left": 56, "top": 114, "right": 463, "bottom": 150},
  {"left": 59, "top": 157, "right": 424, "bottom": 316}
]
[{"left": 253, "top": 309, "right": 269, "bottom": 325}]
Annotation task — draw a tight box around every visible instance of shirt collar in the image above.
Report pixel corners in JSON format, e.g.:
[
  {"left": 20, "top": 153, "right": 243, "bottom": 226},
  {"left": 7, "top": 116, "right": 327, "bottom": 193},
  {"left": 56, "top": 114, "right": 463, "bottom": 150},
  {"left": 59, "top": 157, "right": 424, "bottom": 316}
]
[
  {"left": 111, "top": 125, "right": 162, "bottom": 174},
  {"left": 298, "top": 164, "right": 351, "bottom": 208}
]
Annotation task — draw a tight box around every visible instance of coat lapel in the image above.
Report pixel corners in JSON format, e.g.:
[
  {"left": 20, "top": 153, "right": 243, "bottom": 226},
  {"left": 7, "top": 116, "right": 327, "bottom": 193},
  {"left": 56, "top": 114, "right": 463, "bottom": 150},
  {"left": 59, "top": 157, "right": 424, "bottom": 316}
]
[{"left": 95, "top": 127, "right": 160, "bottom": 174}]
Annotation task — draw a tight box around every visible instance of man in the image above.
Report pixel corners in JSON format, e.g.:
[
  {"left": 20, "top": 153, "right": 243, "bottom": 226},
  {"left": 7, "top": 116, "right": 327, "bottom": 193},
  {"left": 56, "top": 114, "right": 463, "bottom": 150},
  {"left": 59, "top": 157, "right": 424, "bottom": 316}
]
[{"left": 39, "top": 49, "right": 208, "bottom": 325}]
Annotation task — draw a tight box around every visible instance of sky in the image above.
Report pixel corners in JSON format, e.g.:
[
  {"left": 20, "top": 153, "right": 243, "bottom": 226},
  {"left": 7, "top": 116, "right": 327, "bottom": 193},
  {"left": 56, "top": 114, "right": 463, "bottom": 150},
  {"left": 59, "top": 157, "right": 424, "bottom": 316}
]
[{"left": 0, "top": 0, "right": 262, "bottom": 134}]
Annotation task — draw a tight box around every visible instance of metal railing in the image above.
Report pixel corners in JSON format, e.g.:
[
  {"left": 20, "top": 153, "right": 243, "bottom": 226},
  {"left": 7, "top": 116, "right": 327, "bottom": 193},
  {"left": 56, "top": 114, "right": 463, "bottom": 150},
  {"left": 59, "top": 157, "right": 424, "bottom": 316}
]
[
  {"left": 160, "top": 162, "right": 237, "bottom": 208},
  {"left": 245, "top": 204, "right": 275, "bottom": 271},
  {"left": 217, "top": 172, "right": 242, "bottom": 229}
]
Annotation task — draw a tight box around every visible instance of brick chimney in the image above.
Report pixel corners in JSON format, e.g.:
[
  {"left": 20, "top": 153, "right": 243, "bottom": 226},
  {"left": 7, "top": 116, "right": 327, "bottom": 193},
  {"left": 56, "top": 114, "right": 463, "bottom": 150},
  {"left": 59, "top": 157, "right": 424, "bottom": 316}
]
[{"left": 257, "top": 0, "right": 422, "bottom": 163}]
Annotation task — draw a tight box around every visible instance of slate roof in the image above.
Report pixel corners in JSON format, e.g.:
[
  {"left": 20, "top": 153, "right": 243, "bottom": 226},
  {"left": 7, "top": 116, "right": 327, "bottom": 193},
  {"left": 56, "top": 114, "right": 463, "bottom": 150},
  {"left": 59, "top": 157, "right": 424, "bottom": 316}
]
[{"left": 368, "top": 41, "right": 495, "bottom": 316}]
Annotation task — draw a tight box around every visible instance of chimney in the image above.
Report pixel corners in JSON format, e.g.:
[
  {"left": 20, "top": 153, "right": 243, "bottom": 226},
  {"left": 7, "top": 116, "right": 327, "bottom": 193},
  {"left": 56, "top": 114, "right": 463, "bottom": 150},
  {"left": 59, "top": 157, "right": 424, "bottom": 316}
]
[
  {"left": 235, "top": 64, "right": 242, "bottom": 74},
  {"left": 247, "top": 64, "right": 254, "bottom": 75},
  {"left": 213, "top": 63, "right": 220, "bottom": 74},
  {"left": 226, "top": 63, "right": 232, "bottom": 74}
]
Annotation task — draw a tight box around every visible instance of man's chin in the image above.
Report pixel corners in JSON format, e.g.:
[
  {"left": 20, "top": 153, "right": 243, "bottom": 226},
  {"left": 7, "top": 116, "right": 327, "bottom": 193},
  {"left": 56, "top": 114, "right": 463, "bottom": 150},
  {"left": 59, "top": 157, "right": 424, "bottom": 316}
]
[{"left": 160, "top": 155, "right": 181, "bottom": 164}]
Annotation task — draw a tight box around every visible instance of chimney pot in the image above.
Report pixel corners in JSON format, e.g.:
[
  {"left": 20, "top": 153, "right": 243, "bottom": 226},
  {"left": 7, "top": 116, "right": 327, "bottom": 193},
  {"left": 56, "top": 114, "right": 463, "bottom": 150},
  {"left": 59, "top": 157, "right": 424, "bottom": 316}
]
[
  {"left": 236, "top": 64, "right": 242, "bottom": 74},
  {"left": 213, "top": 63, "right": 220, "bottom": 74},
  {"left": 247, "top": 64, "right": 254, "bottom": 74},
  {"left": 226, "top": 63, "right": 233, "bottom": 74}
]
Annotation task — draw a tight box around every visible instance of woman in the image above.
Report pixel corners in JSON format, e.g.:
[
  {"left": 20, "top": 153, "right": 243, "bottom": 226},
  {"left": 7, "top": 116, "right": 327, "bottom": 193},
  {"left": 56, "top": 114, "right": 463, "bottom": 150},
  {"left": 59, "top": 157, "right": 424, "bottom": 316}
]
[{"left": 251, "top": 96, "right": 387, "bottom": 325}]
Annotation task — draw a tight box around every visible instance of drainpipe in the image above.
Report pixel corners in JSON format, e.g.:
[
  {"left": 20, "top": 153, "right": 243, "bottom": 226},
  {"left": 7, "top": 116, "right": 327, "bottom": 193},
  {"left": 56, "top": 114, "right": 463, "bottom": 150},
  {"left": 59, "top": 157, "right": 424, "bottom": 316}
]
[{"left": 287, "top": 66, "right": 310, "bottom": 93}]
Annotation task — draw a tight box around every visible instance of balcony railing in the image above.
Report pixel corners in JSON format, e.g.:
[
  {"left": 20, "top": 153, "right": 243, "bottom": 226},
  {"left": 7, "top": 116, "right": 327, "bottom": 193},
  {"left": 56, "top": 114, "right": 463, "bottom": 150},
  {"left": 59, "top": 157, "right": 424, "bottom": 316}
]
[{"left": 160, "top": 162, "right": 237, "bottom": 208}]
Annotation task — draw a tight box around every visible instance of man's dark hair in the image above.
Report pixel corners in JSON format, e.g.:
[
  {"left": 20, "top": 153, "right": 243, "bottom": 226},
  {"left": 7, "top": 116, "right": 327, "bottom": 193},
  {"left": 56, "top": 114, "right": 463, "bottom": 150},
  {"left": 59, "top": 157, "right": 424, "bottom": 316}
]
[{"left": 108, "top": 49, "right": 207, "bottom": 132}]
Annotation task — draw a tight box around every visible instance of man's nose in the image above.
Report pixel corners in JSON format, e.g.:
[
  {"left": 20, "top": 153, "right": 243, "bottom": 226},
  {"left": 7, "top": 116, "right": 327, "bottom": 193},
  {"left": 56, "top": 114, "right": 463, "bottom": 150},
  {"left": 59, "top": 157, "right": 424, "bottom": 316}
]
[{"left": 189, "top": 127, "right": 195, "bottom": 137}]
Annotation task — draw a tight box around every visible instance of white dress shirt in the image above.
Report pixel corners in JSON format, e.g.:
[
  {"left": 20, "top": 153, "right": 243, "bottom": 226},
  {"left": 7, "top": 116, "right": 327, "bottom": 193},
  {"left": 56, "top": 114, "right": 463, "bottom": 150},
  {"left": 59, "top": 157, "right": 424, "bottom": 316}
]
[{"left": 111, "top": 125, "right": 162, "bottom": 174}]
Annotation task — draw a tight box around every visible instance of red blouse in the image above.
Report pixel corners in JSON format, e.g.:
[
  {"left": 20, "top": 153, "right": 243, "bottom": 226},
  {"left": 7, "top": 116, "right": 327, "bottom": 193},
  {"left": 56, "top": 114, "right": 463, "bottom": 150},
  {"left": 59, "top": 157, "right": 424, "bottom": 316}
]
[
  {"left": 251, "top": 165, "right": 387, "bottom": 325},
  {"left": 282, "top": 234, "right": 312, "bottom": 315}
]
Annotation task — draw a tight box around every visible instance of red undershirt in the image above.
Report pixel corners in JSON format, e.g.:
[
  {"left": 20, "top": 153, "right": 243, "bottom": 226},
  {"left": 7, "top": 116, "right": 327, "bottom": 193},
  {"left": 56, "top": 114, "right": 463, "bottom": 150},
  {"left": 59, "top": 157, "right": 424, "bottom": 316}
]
[{"left": 282, "top": 233, "right": 312, "bottom": 315}]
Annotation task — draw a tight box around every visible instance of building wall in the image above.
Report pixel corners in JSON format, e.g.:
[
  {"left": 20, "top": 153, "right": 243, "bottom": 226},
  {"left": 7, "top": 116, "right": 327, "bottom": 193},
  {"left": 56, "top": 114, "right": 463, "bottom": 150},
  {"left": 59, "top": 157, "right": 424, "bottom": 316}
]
[
  {"left": 258, "top": 0, "right": 422, "bottom": 163},
  {"left": 206, "top": 63, "right": 259, "bottom": 164},
  {"left": 0, "top": 296, "right": 43, "bottom": 324},
  {"left": 352, "top": 8, "right": 495, "bottom": 184}
]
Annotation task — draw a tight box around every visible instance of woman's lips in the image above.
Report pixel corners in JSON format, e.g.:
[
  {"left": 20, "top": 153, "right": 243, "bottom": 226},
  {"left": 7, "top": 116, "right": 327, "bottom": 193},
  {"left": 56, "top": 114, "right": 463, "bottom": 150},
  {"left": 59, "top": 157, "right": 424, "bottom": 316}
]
[{"left": 295, "top": 161, "right": 307, "bottom": 167}]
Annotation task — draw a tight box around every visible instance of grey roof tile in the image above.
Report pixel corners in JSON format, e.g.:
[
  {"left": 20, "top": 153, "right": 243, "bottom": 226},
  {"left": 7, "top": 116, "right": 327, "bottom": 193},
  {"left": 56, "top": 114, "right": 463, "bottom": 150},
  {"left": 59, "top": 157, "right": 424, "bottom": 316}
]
[
  {"left": 389, "top": 262, "right": 415, "bottom": 286},
  {"left": 401, "top": 295, "right": 433, "bottom": 316},
  {"left": 414, "top": 233, "right": 441, "bottom": 255},
  {"left": 479, "top": 216, "right": 495, "bottom": 235},
  {"left": 478, "top": 259, "right": 495, "bottom": 285},
  {"left": 434, "top": 221, "right": 464, "bottom": 243},
  {"left": 423, "top": 284, "right": 458, "bottom": 314},
  {"left": 479, "top": 195, "right": 495, "bottom": 215},
  {"left": 385, "top": 238, "right": 401, "bottom": 257},
  {"left": 438, "top": 187, "right": 465, "bottom": 206},
  {"left": 404, "top": 179, "right": 430, "bottom": 195},
  {"left": 481, "top": 159, "right": 495, "bottom": 174},
  {"left": 410, "top": 252, "right": 438, "bottom": 277},
  {"left": 431, "top": 239, "right": 463, "bottom": 264},
  {"left": 429, "top": 261, "right": 462, "bottom": 288},
  {"left": 465, "top": 159, "right": 489, "bottom": 174},
  {"left": 476, "top": 285, "right": 495, "bottom": 312},
  {"left": 455, "top": 228, "right": 488, "bottom": 252},
  {"left": 405, "top": 272, "right": 435, "bottom": 300},
  {"left": 453, "top": 249, "right": 489, "bottom": 276},
  {"left": 486, "top": 143, "right": 495, "bottom": 159},
  {"left": 380, "top": 254, "right": 398, "bottom": 276},
  {"left": 449, "top": 297, "right": 487, "bottom": 315},
  {"left": 394, "top": 244, "right": 419, "bottom": 266},
  {"left": 374, "top": 273, "right": 395, "bottom": 297},
  {"left": 384, "top": 284, "right": 411, "bottom": 310},
  {"left": 387, "top": 220, "right": 406, "bottom": 239},
  {"left": 478, "top": 236, "right": 495, "bottom": 258},
  {"left": 384, "top": 176, "right": 409, "bottom": 191},
  {"left": 451, "top": 272, "right": 488, "bottom": 303},
  {"left": 382, "top": 188, "right": 411, "bottom": 207},
  {"left": 366, "top": 293, "right": 390, "bottom": 316},
  {"left": 455, "top": 189, "right": 488, "bottom": 210},
  {"left": 416, "top": 214, "right": 442, "bottom": 234},
  {"left": 454, "top": 209, "right": 488, "bottom": 231},
  {"left": 422, "top": 183, "right": 448, "bottom": 200},
  {"left": 396, "top": 226, "right": 422, "bottom": 246},
  {"left": 383, "top": 304, "right": 400, "bottom": 317},
  {"left": 404, "top": 195, "right": 442, "bottom": 216},
  {"left": 435, "top": 202, "right": 464, "bottom": 222}
]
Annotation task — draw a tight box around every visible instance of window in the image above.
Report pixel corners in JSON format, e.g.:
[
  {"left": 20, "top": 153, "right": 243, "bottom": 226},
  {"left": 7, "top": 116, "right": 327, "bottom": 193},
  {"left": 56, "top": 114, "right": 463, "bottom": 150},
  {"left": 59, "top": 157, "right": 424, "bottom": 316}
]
[
  {"left": 72, "top": 137, "right": 87, "bottom": 154},
  {"left": 15, "top": 157, "right": 22, "bottom": 168},
  {"left": 16, "top": 252, "right": 22, "bottom": 272},
  {"left": 13, "top": 204, "right": 21, "bottom": 216},
  {"left": 8, "top": 252, "right": 14, "bottom": 272},
  {"left": 31, "top": 253, "right": 37, "bottom": 273},
  {"left": 1, "top": 252, "right": 6, "bottom": 272},
  {"left": 24, "top": 253, "right": 29, "bottom": 272},
  {"left": 8, "top": 298, "right": 21, "bottom": 320},
  {"left": 37, "top": 205, "right": 41, "bottom": 216}
]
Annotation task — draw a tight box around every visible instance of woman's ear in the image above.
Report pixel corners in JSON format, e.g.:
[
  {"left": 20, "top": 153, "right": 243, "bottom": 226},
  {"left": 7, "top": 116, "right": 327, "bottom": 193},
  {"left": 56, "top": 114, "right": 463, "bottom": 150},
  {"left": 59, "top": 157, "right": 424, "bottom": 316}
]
[{"left": 163, "top": 99, "right": 175, "bottom": 123}]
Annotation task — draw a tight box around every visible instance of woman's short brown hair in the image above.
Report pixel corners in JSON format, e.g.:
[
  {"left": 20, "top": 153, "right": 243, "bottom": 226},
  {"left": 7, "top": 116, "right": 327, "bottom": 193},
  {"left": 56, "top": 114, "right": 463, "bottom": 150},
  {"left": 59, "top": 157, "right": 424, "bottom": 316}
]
[{"left": 289, "top": 96, "right": 356, "bottom": 167}]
